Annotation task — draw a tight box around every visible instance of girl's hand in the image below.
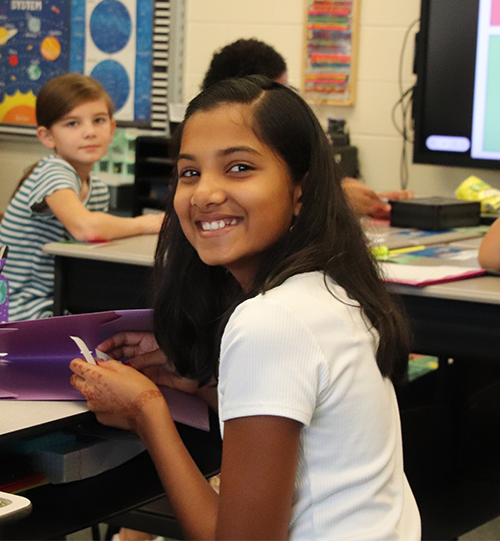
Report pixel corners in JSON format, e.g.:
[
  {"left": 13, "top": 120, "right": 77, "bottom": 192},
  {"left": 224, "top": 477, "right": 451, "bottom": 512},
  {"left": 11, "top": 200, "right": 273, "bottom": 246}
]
[
  {"left": 98, "top": 332, "right": 206, "bottom": 396},
  {"left": 97, "top": 331, "right": 160, "bottom": 361},
  {"left": 70, "top": 358, "right": 164, "bottom": 430}
]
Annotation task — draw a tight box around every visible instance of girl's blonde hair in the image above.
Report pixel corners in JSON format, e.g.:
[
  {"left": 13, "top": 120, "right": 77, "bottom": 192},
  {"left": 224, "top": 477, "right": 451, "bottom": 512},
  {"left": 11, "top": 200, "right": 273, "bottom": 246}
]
[{"left": 36, "top": 73, "right": 114, "bottom": 128}]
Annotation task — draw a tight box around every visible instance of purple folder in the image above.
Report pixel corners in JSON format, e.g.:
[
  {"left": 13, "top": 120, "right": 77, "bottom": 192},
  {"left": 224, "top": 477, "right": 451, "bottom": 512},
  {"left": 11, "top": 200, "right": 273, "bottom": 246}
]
[{"left": 0, "top": 310, "right": 210, "bottom": 431}]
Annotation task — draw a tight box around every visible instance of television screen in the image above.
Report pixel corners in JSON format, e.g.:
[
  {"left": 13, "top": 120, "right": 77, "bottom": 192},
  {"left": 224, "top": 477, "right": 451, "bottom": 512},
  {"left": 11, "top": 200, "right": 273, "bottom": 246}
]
[{"left": 413, "top": 0, "right": 500, "bottom": 170}]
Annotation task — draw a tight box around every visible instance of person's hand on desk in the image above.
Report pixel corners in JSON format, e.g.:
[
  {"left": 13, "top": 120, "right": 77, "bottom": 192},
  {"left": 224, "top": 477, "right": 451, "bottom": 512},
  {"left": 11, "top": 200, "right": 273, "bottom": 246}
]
[{"left": 342, "top": 177, "right": 414, "bottom": 219}]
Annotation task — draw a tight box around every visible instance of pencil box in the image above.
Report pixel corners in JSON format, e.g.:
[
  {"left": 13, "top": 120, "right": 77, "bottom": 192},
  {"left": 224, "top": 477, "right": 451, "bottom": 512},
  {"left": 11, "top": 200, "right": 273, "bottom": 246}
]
[{"left": 390, "top": 197, "right": 481, "bottom": 231}]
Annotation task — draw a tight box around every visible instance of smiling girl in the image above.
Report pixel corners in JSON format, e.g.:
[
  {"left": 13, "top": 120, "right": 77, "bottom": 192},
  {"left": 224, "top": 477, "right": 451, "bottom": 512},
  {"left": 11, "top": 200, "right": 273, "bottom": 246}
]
[
  {"left": 0, "top": 74, "right": 163, "bottom": 321},
  {"left": 70, "top": 76, "right": 420, "bottom": 540}
]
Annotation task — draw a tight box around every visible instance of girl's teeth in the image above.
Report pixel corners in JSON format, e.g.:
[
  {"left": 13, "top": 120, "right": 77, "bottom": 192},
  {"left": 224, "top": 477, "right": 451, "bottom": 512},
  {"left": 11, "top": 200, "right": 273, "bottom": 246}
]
[{"left": 201, "top": 219, "right": 237, "bottom": 231}]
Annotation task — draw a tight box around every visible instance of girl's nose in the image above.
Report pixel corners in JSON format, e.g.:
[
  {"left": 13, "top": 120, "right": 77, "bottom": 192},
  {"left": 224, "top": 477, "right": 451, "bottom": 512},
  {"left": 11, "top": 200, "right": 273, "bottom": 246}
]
[
  {"left": 191, "top": 175, "right": 226, "bottom": 209},
  {"left": 82, "top": 121, "right": 96, "bottom": 137}
]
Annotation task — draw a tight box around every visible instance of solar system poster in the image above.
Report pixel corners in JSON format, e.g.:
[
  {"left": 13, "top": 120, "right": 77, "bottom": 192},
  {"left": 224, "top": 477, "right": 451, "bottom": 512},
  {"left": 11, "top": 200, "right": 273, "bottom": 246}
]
[{"left": 0, "top": 0, "right": 154, "bottom": 130}]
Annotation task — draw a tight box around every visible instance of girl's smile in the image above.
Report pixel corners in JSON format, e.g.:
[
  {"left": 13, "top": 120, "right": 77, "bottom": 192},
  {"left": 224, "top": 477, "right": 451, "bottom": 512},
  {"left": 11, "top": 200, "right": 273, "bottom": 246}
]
[{"left": 174, "top": 104, "right": 302, "bottom": 290}]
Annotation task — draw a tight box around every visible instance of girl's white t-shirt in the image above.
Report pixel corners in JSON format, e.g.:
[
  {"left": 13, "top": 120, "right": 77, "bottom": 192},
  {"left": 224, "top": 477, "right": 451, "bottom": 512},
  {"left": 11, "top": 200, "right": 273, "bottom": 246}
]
[{"left": 218, "top": 272, "right": 420, "bottom": 541}]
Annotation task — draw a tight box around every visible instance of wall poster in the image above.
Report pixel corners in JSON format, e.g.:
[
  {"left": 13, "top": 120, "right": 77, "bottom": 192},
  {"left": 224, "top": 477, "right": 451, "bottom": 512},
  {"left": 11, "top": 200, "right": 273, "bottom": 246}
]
[
  {"left": 303, "top": 0, "right": 360, "bottom": 105},
  {"left": 0, "top": 0, "right": 154, "bottom": 133}
]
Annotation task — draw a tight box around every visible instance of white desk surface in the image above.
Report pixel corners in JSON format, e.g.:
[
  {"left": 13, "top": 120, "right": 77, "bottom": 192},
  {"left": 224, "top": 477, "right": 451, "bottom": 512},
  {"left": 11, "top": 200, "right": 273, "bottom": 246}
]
[
  {"left": 0, "top": 401, "right": 88, "bottom": 439},
  {"left": 42, "top": 231, "right": 500, "bottom": 305},
  {"left": 43, "top": 234, "right": 158, "bottom": 266},
  {"left": 390, "top": 275, "right": 500, "bottom": 305}
]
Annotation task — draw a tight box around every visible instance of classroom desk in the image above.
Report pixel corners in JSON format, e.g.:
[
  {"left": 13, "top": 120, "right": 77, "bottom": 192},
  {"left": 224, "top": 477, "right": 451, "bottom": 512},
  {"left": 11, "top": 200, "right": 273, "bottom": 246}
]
[
  {"left": 390, "top": 276, "right": 500, "bottom": 540},
  {"left": 44, "top": 233, "right": 499, "bottom": 362},
  {"left": 43, "top": 235, "right": 157, "bottom": 315},
  {"left": 0, "top": 403, "right": 222, "bottom": 540},
  {"left": 0, "top": 401, "right": 89, "bottom": 443},
  {"left": 391, "top": 274, "right": 500, "bottom": 362}
]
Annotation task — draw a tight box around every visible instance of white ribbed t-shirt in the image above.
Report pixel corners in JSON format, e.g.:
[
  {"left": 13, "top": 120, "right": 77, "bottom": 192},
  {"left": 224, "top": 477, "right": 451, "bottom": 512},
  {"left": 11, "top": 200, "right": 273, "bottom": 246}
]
[
  {"left": 0, "top": 155, "right": 109, "bottom": 321},
  {"left": 218, "top": 272, "right": 420, "bottom": 541}
]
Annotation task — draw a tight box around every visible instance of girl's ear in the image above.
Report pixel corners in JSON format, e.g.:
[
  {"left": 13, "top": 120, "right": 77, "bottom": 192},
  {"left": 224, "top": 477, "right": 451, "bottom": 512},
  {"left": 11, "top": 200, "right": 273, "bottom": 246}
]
[
  {"left": 293, "top": 185, "right": 303, "bottom": 217},
  {"left": 293, "top": 174, "right": 307, "bottom": 217},
  {"left": 37, "top": 126, "right": 55, "bottom": 149}
]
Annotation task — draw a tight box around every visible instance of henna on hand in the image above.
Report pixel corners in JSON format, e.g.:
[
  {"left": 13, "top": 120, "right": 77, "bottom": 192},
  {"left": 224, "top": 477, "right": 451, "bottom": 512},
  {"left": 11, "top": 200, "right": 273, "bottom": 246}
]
[{"left": 127, "top": 389, "right": 163, "bottom": 430}]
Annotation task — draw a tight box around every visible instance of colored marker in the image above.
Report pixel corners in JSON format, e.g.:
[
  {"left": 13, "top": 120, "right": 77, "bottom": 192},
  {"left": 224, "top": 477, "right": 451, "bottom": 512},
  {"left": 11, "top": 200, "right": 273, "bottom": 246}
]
[{"left": 388, "top": 245, "right": 426, "bottom": 256}]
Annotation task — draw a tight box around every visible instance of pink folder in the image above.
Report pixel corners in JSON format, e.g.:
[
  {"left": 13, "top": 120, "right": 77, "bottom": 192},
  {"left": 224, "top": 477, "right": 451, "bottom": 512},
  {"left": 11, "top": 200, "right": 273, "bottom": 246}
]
[{"left": 0, "top": 310, "right": 209, "bottom": 431}]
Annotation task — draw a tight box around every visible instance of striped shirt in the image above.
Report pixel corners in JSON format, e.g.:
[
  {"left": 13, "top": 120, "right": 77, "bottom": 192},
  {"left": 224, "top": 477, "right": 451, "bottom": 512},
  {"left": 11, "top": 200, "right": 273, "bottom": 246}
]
[{"left": 0, "top": 155, "right": 109, "bottom": 321}]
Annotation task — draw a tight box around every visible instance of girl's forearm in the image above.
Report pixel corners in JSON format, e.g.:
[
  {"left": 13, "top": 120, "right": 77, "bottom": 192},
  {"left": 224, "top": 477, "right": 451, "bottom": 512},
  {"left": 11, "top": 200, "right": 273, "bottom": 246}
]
[
  {"left": 137, "top": 398, "right": 219, "bottom": 540},
  {"left": 74, "top": 212, "right": 163, "bottom": 242}
]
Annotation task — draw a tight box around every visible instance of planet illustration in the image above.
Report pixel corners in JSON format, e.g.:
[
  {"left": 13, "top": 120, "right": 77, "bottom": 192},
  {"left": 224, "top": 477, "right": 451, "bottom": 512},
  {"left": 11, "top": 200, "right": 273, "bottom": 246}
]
[
  {"left": 90, "top": 0, "right": 131, "bottom": 54},
  {"left": 0, "top": 27, "right": 18, "bottom": 46},
  {"left": 90, "top": 60, "right": 130, "bottom": 111},
  {"left": 91, "top": 59, "right": 130, "bottom": 111},
  {"left": 28, "top": 63, "right": 42, "bottom": 80},
  {"left": 41, "top": 36, "right": 61, "bottom": 61},
  {"left": 28, "top": 16, "right": 41, "bottom": 34}
]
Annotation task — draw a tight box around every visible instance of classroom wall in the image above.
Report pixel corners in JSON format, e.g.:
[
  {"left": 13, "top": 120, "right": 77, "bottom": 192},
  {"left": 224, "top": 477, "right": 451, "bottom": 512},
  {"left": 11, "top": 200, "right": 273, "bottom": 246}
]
[
  {"left": 183, "top": 0, "right": 500, "bottom": 197},
  {"left": 2, "top": 0, "right": 500, "bottom": 213}
]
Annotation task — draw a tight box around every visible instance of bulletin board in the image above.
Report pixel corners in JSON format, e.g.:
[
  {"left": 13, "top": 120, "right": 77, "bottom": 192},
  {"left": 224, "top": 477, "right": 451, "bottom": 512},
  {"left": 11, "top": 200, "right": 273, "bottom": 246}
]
[
  {"left": 303, "top": 0, "right": 360, "bottom": 106},
  {"left": 0, "top": 0, "right": 158, "bottom": 134}
]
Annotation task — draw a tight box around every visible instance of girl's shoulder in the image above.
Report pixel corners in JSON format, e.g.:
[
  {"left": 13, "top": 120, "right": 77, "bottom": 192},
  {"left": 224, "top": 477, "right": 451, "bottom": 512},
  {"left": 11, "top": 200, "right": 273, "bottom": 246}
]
[
  {"left": 23, "top": 155, "right": 75, "bottom": 185},
  {"left": 36, "top": 155, "right": 76, "bottom": 174},
  {"left": 230, "top": 272, "right": 357, "bottom": 333},
  {"left": 258, "top": 272, "right": 353, "bottom": 313},
  {"left": 26, "top": 155, "right": 78, "bottom": 186}
]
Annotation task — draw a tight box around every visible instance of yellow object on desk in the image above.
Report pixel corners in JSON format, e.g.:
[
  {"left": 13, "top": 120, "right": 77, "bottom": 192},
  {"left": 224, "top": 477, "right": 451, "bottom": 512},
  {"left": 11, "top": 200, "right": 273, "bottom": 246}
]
[{"left": 388, "top": 245, "right": 426, "bottom": 256}]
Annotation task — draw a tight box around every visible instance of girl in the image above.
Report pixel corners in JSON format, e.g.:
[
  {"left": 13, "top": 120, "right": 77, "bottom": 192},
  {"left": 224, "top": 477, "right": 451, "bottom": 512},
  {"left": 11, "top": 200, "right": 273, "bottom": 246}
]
[
  {"left": 70, "top": 76, "right": 420, "bottom": 540},
  {"left": 0, "top": 74, "right": 163, "bottom": 321}
]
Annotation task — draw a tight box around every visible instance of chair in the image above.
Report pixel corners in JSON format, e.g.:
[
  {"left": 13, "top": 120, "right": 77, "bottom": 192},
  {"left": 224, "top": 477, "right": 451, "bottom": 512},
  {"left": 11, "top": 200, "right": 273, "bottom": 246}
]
[
  {"left": 102, "top": 495, "right": 184, "bottom": 540},
  {"left": 0, "top": 491, "right": 32, "bottom": 531}
]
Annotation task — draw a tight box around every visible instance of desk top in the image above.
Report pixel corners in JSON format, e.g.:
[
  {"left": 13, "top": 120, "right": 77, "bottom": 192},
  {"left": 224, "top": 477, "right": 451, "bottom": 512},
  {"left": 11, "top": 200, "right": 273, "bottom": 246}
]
[
  {"left": 0, "top": 401, "right": 89, "bottom": 442},
  {"left": 390, "top": 275, "right": 500, "bottom": 305},
  {"left": 43, "top": 234, "right": 158, "bottom": 267},
  {"left": 43, "top": 230, "right": 500, "bottom": 306}
]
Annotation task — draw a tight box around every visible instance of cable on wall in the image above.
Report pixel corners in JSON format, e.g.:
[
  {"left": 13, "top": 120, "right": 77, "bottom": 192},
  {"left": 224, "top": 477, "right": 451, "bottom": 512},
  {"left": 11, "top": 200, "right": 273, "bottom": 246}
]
[{"left": 392, "top": 18, "right": 420, "bottom": 190}]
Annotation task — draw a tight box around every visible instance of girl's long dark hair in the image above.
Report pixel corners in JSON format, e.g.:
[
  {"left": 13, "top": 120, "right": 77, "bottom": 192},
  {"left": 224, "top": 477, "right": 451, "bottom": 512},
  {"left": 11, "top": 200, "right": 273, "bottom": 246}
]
[{"left": 154, "top": 76, "right": 410, "bottom": 386}]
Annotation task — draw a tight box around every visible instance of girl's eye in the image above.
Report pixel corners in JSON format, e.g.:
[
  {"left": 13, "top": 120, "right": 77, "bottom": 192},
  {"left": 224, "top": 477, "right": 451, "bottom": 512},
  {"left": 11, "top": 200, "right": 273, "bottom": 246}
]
[
  {"left": 229, "top": 163, "right": 253, "bottom": 173},
  {"left": 178, "top": 168, "right": 199, "bottom": 180},
  {"left": 94, "top": 117, "right": 108, "bottom": 125},
  {"left": 65, "top": 121, "right": 78, "bottom": 127}
]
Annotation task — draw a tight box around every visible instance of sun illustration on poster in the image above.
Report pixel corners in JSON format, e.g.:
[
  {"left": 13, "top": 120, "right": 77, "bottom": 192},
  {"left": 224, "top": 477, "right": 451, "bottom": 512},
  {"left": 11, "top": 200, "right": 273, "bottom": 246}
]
[{"left": 0, "top": 90, "right": 37, "bottom": 125}]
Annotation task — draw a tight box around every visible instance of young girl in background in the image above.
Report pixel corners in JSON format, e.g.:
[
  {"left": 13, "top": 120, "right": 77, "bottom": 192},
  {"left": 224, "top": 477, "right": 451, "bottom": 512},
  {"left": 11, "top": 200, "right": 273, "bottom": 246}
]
[
  {"left": 0, "top": 74, "right": 163, "bottom": 321},
  {"left": 70, "top": 76, "right": 420, "bottom": 540}
]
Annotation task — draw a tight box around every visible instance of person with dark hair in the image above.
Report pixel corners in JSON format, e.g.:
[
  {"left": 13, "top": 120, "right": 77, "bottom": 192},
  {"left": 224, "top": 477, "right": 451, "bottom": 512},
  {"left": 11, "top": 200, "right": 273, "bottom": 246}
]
[
  {"left": 0, "top": 74, "right": 163, "bottom": 322},
  {"left": 201, "top": 38, "right": 413, "bottom": 219},
  {"left": 71, "top": 76, "right": 420, "bottom": 540},
  {"left": 201, "top": 38, "right": 288, "bottom": 89}
]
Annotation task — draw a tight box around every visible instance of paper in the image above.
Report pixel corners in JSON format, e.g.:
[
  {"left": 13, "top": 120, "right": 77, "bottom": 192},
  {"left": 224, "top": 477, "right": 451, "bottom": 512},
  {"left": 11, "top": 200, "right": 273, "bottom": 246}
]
[
  {"left": 70, "top": 336, "right": 97, "bottom": 365},
  {"left": 380, "top": 262, "right": 486, "bottom": 286},
  {"left": 0, "top": 309, "right": 210, "bottom": 431}
]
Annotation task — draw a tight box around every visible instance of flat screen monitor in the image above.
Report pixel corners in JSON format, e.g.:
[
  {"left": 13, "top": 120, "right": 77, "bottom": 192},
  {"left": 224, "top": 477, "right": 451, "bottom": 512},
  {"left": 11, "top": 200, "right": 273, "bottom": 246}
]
[{"left": 413, "top": 0, "right": 500, "bottom": 170}]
